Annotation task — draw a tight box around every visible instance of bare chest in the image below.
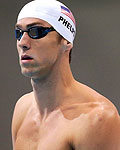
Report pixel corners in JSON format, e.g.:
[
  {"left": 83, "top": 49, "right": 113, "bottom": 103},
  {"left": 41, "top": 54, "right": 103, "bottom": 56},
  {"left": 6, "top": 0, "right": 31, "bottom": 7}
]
[{"left": 15, "top": 110, "right": 74, "bottom": 150}]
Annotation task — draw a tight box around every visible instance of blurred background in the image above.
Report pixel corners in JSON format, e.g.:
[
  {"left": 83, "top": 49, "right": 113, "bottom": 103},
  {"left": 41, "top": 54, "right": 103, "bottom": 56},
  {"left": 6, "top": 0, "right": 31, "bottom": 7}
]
[{"left": 0, "top": 0, "right": 120, "bottom": 149}]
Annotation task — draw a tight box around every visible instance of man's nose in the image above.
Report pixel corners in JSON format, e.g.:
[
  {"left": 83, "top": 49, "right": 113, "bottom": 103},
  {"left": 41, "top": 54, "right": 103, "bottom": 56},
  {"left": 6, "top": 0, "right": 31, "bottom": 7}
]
[{"left": 18, "top": 32, "right": 31, "bottom": 51}]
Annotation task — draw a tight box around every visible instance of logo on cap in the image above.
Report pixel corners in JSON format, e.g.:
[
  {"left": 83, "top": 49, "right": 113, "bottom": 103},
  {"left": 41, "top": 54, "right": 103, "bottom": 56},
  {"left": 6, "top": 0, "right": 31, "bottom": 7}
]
[{"left": 61, "top": 5, "right": 75, "bottom": 25}]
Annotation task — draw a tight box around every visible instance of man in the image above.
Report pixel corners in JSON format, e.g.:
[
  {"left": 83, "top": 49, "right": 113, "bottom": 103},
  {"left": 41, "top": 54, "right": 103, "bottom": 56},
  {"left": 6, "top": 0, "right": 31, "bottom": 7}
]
[{"left": 12, "top": 0, "right": 120, "bottom": 149}]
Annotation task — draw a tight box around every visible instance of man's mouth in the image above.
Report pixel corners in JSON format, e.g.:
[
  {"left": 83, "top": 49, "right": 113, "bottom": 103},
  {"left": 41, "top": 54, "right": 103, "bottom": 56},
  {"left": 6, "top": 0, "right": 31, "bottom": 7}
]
[{"left": 21, "top": 55, "right": 33, "bottom": 60}]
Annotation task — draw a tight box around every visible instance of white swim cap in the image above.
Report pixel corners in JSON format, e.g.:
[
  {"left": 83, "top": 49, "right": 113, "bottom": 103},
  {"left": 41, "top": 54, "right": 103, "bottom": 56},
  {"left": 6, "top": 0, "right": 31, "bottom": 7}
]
[{"left": 17, "top": 0, "right": 76, "bottom": 44}]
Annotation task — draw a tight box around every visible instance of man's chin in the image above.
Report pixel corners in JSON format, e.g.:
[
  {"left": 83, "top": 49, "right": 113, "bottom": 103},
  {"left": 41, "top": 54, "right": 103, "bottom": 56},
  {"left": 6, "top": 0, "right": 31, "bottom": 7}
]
[
  {"left": 21, "top": 66, "right": 51, "bottom": 81},
  {"left": 21, "top": 69, "right": 34, "bottom": 78}
]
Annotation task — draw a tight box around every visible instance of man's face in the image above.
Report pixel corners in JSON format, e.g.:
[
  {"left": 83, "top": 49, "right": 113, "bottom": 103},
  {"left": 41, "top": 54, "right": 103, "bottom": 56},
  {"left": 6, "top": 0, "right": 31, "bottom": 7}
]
[{"left": 15, "top": 18, "right": 64, "bottom": 80}]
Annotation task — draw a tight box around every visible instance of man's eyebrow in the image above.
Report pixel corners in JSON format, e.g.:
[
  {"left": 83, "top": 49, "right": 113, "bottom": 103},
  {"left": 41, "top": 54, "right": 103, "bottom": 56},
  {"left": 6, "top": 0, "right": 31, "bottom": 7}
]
[
  {"left": 15, "top": 22, "right": 44, "bottom": 28},
  {"left": 15, "top": 24, "right": 21, "bottom": 28},
  {"left": 27, "top": 22, "right": 44, "bottom": 28}
]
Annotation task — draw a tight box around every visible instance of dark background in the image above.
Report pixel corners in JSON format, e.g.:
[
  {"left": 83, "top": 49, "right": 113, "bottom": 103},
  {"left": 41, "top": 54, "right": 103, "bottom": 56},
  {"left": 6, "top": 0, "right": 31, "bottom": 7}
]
[{"left": 0, "top": 0, "right": 120, "bottom": 149}]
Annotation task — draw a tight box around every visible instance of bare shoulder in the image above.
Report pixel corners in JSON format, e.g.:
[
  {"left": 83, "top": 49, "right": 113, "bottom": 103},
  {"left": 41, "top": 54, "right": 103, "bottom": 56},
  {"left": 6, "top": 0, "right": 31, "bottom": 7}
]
[
  {"left": 71, "top": 103, "right": 120, "bottom": 150},
  {"left": 62, "top": 81, "right": 120, "bottom": 121},
  {"left": 70, "top": 83, "right": 120, "bottom": 149},
  {"left": 12, "top": 92, "right": 34, "bottom": 144},
  {"left": 13, "top": 91, "right": 34, "bottom": 119},
  {"left": 87, "top": 98, "right": 120, "bottom": 137},
  {"left": 14, "top": 92, "right": 34, "bottom": 109},
  {"left": 75, "top": 81, "right": 120, "bottom": 120}
]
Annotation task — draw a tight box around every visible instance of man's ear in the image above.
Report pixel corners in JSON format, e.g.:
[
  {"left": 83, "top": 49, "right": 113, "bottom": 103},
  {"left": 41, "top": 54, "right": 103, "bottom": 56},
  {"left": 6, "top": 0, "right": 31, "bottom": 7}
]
[{"left": 65, "top": 41, "right": 73, "bottom": 51}]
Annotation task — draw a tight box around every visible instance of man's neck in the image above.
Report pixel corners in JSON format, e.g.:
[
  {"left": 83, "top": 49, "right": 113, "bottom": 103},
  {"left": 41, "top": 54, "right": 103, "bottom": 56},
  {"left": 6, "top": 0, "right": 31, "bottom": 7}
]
[{"left": 31, "top": 61, "right": 75, "bottom": 116}]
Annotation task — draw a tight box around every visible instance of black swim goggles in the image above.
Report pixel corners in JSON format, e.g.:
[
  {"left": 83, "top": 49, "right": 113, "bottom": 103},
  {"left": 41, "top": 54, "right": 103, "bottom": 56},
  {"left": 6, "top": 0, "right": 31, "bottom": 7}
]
[{"left": 15, "top": 26, "right": 55, "bottom": 40}]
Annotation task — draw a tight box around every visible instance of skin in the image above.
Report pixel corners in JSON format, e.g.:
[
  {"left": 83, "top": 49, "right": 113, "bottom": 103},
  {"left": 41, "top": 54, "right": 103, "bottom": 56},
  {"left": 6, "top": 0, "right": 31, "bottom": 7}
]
[{"left": 12, "top": 18, "right": 120, "bottom": 150}]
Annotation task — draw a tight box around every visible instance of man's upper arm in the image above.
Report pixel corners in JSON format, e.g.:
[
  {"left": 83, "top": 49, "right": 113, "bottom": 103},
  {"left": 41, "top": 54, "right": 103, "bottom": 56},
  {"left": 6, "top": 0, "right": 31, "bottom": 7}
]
[
  {"left": 91, "top": 107, "right": 120, "bottom": 150},
  {"left": 11, "top": 93, "right": 32, "bottom": 148},
  {"left": 12, "top": 96, "right": 25, "bottom": 147},
  {"left": 74, "top": 105, "right": 120, "bottom": 150}
]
